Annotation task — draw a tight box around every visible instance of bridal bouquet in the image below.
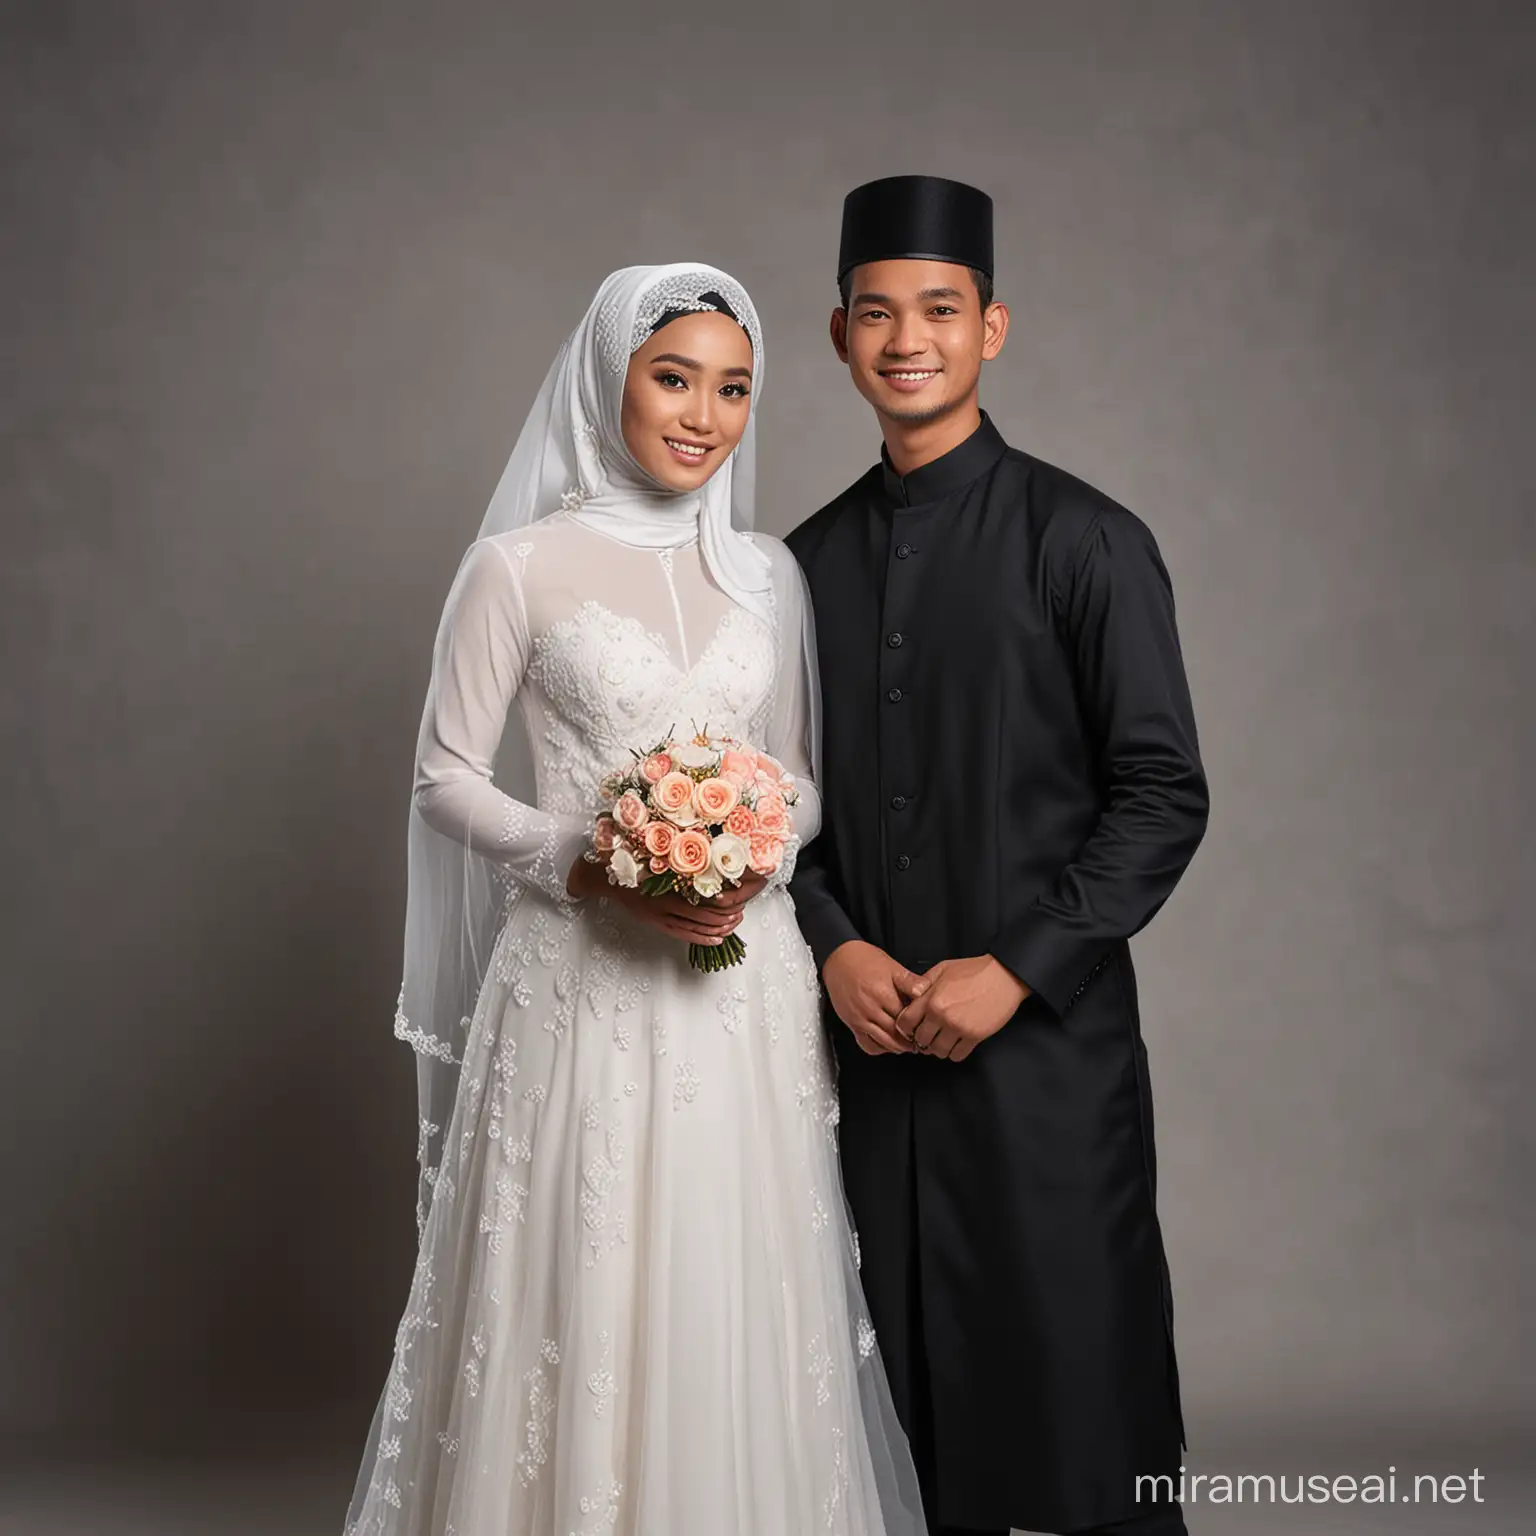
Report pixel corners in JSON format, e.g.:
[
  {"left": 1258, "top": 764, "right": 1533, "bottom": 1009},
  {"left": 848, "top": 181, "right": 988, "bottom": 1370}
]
[{"left": 588, "top": 729, "right": 799, "bottom": 972}]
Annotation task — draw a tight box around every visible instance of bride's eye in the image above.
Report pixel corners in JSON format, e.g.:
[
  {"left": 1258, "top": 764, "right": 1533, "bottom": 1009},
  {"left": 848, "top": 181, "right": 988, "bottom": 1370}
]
[
  {"left": 656, "top": 371, "right": 687, "bottom": 389},
  {"left": 719, "top": 382, "right": 750, "bottom": 399}
]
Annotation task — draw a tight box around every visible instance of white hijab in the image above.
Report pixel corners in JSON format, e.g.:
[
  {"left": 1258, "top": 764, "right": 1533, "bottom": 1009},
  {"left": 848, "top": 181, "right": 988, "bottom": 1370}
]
[{"left": 477, "top": 262, "right": 774, "bottom": 619}]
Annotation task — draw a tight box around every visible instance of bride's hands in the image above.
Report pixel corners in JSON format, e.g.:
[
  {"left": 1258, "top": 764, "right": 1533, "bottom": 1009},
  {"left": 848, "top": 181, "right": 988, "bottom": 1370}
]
[
  {"left": 567, "top": 856, "right": 746, "bottom": 947},
  {"left": 701, "top": 869, "right": 768, "bottom": 913}
]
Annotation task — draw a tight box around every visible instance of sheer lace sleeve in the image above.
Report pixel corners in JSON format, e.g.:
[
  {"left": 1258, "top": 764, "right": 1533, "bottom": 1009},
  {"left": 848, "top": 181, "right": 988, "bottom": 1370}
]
[
  {"left": 413, "top": 538, "right": 591, "bottom": 903},
  {"left": 758, "top": 536, "right": 823, "bottom": 886}
]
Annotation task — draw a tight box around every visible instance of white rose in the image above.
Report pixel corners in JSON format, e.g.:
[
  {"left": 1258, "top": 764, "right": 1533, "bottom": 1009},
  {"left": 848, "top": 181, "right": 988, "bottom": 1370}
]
[
  {"left": 608, "top": 844, "right": 642, "bottom": 889},
  {"left": 709, "top": 832, "right": 749, "bottom": 881},
  {"left": 675, "top": 741, "right": 719, "bottom": 772},
  {"left": 691, "top": 866, "right": 724, "bottom": 899}
]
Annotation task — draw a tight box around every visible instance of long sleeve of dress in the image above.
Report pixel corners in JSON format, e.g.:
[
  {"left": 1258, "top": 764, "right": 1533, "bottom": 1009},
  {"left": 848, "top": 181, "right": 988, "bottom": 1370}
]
[
  {"left": 760, "top": 537, "right": 823, "bottom": 855},
  {"left": 413, "top": 539, "right": 592, "bottom": 904},
  {"left": 991, "top": 510, "right": 1209, "bottom": 1016},
  {"left": 774, "top": 537, "right": 863, "bottom": 965}
]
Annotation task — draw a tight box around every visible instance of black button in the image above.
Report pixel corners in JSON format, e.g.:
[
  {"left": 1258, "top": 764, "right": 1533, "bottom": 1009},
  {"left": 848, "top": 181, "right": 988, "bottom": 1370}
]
[
  {"left": 887, "top": 687, "right": 903, "bottom": 703},
  {"left": 896, "top": 542, "right": 913, "bottom": 559},
  {"left": 895, "top": 854, "right": 911, "bottom": 871},
  {"left": 890, "top": 795, "right": 907, "bottom": 810},
  {"left": 887, "top": 632, "right": 903, "bottom": 648}
]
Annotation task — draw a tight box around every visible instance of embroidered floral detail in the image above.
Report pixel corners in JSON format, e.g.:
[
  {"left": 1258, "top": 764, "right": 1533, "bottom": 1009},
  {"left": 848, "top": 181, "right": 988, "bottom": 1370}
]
[
  {"left": 574, "top": 1479, "right": 624, "bottom": 1534},
  {"left": 810, "top": 1189, "right": 830, "bottom": 1235},
  {"left": 761, "top": 981, "right": 784, "bottom": 1045},
  {"left": 515, "top": 1357, "right": 558, "bottom": 1488},
  {"left": 581, "top": 1115, "right": 628, "bottom": 1268},
  {"left": 485, "top": 1038, "right": 518, "bottom": 1142},
  {"left": 808, "top": 1335, "right": 834, "bottom": 1406},
  {"left": 586, "top": 1330, "right": 615, "bottom": 1419},
  {"left": 546, "top": 962, "right": 579, "bottom": 1038},
  {"left": 479, "top": 1168, "right": 528, "bottom": 1254},
  {"left": 673, "top": 1059, "right": 701, "bottom": 1109},
  {"left": 394, "top": 989, "right": 458, "bottom": 1066},
  {"left": 823, "top": 1425, "right": 850, "bottom": 1530},
  {"left": 528, "top": 600, "right": 775, "bottom": 786},
  {"left": 498, "top": 799, "right": 530, "bottom": 845},
  {"left": 856, "top": 1315, "right": 877, "bottom": 1359},
  {"left": 717, "top": 985, "right": 747, "bottom": 1034}
]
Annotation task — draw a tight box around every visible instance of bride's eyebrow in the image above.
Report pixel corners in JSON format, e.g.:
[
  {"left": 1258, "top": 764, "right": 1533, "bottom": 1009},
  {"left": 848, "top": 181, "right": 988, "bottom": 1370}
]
[{"left": 649, "top": 351, "right": 753, "bottom": 381}]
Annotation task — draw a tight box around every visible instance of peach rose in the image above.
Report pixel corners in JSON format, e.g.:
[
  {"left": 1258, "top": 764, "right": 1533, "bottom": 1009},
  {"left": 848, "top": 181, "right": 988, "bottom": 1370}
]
[
  {"left": 668, "top": 827, "right": 712, "bottom": 877},
  {"left": 720, "top": 748, "right": 756, "bottom": 785},
  {"left": 748, "top": 832, "right": 785, "bottom": 876},
  {"left": 642, "top": 820, "right": 675, "bottom": 858},
  {"left": 754, "top": 792, "right": 789, "bottom": 835},
  {"left": 593, "top": 815, "right": 617, "bottom": 853},
  {"left": 725, "top": 805, "right": 756, "bottom": 838},
  {"left": 649, "top": 855, "right": 669, "bottom": 873},
  {"left": 614, "top": 791, "right": 649, "bottom": 833},
  {"left": 694, "top": 776, "right": 740, "bottom": 823},
  {"left": 754, "top": 751, "right": 785, "bottom": 783},
  {"left": 641, "top": 752, "right": 673, "bottom": 783},
  {"left": 651, "top": 772, "right": 698, "bottom": 825}
]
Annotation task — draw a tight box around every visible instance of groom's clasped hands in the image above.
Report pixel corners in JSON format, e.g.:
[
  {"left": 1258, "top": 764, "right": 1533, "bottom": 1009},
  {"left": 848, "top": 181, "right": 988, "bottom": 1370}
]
[{"left": 822, "top": 941, "right": 1030, "bottom": 1062}]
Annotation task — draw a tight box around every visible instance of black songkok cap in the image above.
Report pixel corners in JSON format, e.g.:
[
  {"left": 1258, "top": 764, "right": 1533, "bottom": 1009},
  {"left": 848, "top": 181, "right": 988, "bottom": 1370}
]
[{"left": 837, "top": 175, "right": 994, "bottom": 282}]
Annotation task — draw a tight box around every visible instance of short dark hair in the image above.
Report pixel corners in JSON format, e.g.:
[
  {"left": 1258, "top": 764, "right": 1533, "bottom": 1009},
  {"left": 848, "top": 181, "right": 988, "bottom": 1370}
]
[{"left": 838, "top": 265, "right": 994, "bottom": 313}]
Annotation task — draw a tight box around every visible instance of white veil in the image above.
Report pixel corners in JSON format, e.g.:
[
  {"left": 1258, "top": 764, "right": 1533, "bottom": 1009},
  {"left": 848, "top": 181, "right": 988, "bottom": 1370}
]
[{"left": 393, "top": 264, "right": 821, "bottom": 1231}]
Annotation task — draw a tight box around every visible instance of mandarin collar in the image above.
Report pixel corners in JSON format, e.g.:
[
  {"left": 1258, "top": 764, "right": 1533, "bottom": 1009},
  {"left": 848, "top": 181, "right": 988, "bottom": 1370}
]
[{"left": 880, "top": 411, "right": 1008, "bottom": 507}]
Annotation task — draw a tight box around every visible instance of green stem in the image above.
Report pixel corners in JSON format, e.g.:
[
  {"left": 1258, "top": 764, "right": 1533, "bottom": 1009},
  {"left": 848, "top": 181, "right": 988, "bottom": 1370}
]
[{"left": 689, "top": 933, "right": 747, "bottom": 972}]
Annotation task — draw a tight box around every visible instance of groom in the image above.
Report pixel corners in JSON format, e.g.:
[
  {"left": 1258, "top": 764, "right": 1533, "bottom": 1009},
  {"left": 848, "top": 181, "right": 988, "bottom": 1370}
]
[{"left": 786, "top": 175, "right": 1208, "bottom": 1536}]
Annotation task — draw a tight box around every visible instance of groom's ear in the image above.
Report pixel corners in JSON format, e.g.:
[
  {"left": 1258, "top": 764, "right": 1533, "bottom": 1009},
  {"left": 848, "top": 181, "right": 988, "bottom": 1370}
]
[{"left": 829, "top": 306, "right": 850, "bottom": 363}]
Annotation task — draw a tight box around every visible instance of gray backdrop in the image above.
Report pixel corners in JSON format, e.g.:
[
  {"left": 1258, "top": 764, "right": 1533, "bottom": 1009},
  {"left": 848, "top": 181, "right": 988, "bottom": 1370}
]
[{"left": 3, "top": 0, "right": 1532, "bottom": 1488}]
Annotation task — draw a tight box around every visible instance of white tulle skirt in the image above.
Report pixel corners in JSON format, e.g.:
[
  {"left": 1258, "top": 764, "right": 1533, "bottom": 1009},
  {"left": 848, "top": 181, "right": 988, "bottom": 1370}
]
[{"left": 345, "top": 885, "right": 925, "bottom": 1536}]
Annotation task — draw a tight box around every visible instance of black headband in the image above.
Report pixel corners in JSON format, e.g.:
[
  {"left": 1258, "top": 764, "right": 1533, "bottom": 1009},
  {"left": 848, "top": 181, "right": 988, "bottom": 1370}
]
[{"left": 646, "top": 290, "right": 745, "bottom": 339}]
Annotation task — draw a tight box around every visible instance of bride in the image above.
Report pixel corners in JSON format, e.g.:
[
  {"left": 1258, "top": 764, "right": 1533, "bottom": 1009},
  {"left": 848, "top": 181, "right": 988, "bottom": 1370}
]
[{"left": 344, "top": 264, "right": 924, "bottom": 1536}]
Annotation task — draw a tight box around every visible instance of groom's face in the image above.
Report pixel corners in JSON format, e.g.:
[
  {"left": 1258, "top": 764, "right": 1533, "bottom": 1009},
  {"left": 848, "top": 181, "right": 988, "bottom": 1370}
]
[{"left": 832, "top": 259, "right": 1006, "bottom": 426}]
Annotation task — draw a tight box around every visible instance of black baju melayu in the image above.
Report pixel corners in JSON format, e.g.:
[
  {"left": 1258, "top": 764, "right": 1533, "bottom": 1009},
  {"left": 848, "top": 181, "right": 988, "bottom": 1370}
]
[{"left": 786, "top": 412, "right": 1208, "bottom": 1534}]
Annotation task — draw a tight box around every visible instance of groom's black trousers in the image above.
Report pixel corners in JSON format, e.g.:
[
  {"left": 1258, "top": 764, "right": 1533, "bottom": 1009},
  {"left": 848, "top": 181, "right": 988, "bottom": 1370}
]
[{"left": 901, "top": 1147, "right": 1188, "bottom": 1536}]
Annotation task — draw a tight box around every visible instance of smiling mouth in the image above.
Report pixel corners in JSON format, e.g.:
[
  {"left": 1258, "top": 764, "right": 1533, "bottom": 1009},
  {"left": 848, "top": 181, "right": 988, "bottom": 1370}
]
[
  {"left": 664, "top": 437, "right": 713, "bottom": 460},
  {"left": 880, "top": 369, "right": 941, "bottom": 383}
]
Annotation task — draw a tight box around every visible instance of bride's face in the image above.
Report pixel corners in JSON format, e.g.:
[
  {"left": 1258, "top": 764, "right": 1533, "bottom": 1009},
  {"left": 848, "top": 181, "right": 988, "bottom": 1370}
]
[{"left": 621, "top": 311, "right": 755, "bottom": 491}]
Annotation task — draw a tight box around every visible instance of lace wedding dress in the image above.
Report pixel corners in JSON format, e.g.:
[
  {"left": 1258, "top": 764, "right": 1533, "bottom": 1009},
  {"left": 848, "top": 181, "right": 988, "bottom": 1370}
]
[{"left": 345, "top": 513, "right": 921, "bottom": 1536}]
